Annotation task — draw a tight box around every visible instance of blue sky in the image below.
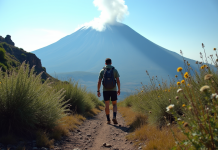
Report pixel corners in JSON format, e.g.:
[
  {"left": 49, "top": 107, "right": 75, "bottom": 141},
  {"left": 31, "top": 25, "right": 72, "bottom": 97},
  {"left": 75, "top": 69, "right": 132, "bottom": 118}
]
[{"left": 0, "top": 0, "right": 218, "bottom": 62}]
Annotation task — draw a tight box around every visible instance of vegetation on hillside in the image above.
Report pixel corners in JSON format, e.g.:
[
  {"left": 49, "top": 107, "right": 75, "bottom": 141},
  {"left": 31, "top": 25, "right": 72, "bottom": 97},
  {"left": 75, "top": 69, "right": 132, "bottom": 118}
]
[
  {"left": 0, "top": 43, "right": 20, "bottom": 72},
  {"left": 118, "top": 45, "right": 218, "bottom": 149},
  {"left": 0, "top": 62, "right": 104, "bottom": 148}
]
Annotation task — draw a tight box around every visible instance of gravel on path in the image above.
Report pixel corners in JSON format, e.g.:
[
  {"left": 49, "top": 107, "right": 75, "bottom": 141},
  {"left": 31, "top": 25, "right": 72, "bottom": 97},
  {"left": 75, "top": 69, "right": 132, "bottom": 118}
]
[{"left": 57, "top": 109, "right": 134, "bottom": 150}]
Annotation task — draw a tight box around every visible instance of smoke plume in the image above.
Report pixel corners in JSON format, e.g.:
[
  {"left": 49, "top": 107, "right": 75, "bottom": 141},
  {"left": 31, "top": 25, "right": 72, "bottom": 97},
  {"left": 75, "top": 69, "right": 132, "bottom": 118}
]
[{"left": 78, "top": 0, "right": 129, "bottom": 31}]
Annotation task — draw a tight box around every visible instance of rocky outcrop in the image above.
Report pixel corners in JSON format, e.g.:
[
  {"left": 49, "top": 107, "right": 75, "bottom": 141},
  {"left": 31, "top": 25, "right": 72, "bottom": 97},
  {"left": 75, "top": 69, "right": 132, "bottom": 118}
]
[
  {"left": 0, "top": 35, "right": 52, "bottom": 80},
  {"left": 0, "top": 35, "right": 15, "bottom": 46},
  {"left": 5, "top": 35, "right": 15, "bottom": 46}
]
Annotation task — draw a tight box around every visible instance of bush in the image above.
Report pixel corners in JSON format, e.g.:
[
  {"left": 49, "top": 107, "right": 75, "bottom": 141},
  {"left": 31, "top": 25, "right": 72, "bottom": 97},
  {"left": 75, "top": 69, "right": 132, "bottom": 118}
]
[
  {"left": 53, "top": 79, "right": 103, "bottom": 114},
  {"left": 0, "top": 47, "right": 6, "bottom": 61},
  {"left": 0, "top": 62, "right": 7, "bottom": 72},
  {"left": 0, "top": 62, "right": 69, "bottom": 135}
]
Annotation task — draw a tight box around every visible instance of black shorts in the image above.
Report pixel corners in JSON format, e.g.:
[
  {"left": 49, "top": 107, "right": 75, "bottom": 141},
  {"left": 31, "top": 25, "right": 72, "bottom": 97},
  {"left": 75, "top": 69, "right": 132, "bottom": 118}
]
[{"left": 103, "top": 91, "right": 117, "bottom": 101}]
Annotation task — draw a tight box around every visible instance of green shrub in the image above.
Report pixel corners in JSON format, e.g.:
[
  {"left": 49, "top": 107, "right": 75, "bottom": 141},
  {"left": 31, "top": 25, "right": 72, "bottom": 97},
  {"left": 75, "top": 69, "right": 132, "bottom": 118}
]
[
  {"left": 0, "top": 62, "right": 7, "bottom": 72},
  {"left": 0, "top": 47, "right": 6, "bottom": 61},
  {"left": 53, "top": 79, "right": 103, "bottom": 114},
  {"left": 87, "top": 92, "right": 104, "bottom": 108},
  {"left": 21, "top": 53, "right": 26, "bottom": 59},
  {"left": 1, "top": 42, "right": 12, "bottom": 52},
  {"left": 0, "top": 62, "right": 69, "bottom": 135}
]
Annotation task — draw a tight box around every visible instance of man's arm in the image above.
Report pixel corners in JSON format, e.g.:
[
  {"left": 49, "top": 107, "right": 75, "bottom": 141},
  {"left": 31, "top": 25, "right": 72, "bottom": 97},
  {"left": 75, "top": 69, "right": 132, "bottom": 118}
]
[
  {"left": 116, "top": 77, "right": 120, "bottom": 95},
  {"left": 98, "top": 78, "right": 102, "bottom": 91},
  {"left": 97, "top": 78, "right": 102, "bottom": 97}
]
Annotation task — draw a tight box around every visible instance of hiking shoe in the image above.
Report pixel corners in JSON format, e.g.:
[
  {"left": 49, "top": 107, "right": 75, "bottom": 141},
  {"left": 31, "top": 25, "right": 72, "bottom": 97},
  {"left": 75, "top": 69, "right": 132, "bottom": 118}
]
[
  {"left": 107, "top": 120, "right": 111, "bottom": 124},
  {"left": 112, "top": 118, "right": 118, "bottom": 124}
]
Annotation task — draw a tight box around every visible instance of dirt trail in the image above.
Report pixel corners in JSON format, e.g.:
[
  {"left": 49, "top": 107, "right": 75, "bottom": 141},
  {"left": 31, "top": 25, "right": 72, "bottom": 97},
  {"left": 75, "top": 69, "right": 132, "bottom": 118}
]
[{"left": 57, "top": 110, "right": 134, "bottom": 150}]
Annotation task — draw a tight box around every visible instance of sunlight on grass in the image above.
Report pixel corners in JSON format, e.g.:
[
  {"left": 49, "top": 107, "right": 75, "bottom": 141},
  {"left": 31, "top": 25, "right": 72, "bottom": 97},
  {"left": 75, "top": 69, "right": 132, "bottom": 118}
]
[
  {"left": 118, "top": 107, "right": 186, "bottom": 150},
  {"left": 119, "top": 45, "right": 218, "bottom": 149}
]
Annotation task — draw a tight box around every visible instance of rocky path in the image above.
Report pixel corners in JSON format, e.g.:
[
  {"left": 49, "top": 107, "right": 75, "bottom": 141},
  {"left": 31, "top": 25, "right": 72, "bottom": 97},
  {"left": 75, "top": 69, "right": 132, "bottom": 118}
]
[{"left": 57, "top": 110, "right": 134, "bottom": 150}]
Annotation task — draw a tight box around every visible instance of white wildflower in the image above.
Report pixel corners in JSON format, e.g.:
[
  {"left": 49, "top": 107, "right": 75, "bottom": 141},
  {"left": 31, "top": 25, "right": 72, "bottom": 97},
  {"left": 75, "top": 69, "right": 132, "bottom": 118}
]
[
  {"left": 167, "top": 123, "right": 171, "bottom": 126},
  {"left": 166, "top": 104, "right": 174, "bottom": 112},
  {"left": 177, "top": 118, "right": 181, "bottom": 121},
  {"left": 211, "top": 93, "right": 217, "bottom": 99},
  {"left": 177, "top": 88, "right": 183, "bottom": 93}
]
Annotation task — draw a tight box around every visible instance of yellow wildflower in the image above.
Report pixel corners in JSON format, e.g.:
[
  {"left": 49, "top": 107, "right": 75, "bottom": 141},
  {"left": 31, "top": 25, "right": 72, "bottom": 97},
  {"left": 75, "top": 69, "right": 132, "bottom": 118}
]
[
  {"left": 159, "top": 84, "right": 160, "bottom": 86},
  {"left": 165, "top": 90, "right": 167, "bottom": 92},
  {"left": 187, "top": 63, "right": 190, "bottom": 66},
  {"left": 181, "top": 80, "right": 185, "bottom": 84},
  {"left": 168, "top": 90, "right": 170, "bottom": 92},
  {"left": 203, "top": 65, "right": 207, "bottom": 68},
  {"left": 177, "top": 82, "right": 181, "bottom": 85},
  {"left": 158, "top": 96, "right": 160, "bottom": 98},
  {"left": 141, "top": 90, "right": 143, "bottom": 92},
  {"left": 182, "top": 121, "right": 185, "bottom": 124},
  {"left": 182, "top": 104, "right": 186, "bottom": 107},
  {"left": 214, "top": 48, "right": 216, "bottom": 50},
  {"left": 184, "top": 72, "right": 189, "bottom": 78},
  {"left": 177, "top": 67, "right": 183, "bottom": 72},
  {"left": 201, "top": 66, "right": 205, "bottom": 69},
  {"left": 187, "top": 84, "right": 190, "bottom": 86}
]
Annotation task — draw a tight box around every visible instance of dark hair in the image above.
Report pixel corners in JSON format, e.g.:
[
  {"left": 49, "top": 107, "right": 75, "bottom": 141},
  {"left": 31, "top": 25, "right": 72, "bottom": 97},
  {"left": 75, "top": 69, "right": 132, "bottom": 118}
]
[{"left": 105, "top": 58, "right": 112, "bottom": 65}]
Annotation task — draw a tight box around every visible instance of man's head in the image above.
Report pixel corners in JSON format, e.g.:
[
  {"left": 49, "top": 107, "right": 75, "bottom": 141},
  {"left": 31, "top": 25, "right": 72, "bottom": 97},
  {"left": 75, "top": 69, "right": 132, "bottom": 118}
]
[{"left": 105, "top": 58, "right": 112, "bottom": 65}]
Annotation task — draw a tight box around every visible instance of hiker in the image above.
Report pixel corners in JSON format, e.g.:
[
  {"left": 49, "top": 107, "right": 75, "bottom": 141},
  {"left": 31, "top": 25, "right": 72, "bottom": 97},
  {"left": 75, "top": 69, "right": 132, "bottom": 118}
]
[{"left": 97, "top": 58, "right": 120, "bottom": 124}]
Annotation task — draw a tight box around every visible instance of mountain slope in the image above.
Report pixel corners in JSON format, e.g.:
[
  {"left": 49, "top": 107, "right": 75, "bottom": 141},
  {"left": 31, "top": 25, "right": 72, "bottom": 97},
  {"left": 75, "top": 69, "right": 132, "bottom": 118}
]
[{"left": 33, "top": 23, "right": 198, "bottom": 95}]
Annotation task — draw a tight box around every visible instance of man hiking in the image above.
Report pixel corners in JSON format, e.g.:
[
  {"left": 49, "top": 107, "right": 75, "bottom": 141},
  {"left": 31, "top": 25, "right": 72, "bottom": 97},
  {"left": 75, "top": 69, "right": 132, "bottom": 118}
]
[{"left": 97, "top": 58, "right": 120, "bottom": 124}]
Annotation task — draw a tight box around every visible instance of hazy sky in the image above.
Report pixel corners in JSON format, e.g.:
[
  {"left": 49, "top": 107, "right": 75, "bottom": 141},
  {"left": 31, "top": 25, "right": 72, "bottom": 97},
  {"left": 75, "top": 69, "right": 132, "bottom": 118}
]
[{"left": 1, "top": 0, "right": 218, "bottom": 62}]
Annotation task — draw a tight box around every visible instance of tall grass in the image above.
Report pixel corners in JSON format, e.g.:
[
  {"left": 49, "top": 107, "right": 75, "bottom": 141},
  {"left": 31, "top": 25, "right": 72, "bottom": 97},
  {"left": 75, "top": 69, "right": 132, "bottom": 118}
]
[
  {"left": 121, "top": 45, "right": 218, "bottom": 149},
  {"left": 52, "top": 79, "right": 104, "bottom": 114},
  {"left": 0, "top": 63, "right": 69, "bottom": 135}
]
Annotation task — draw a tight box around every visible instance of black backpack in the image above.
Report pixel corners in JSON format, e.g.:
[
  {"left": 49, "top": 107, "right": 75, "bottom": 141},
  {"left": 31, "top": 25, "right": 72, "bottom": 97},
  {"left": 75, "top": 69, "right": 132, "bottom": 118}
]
[{"left": 102, "top": 67, "right": 116, "bottom": 89}]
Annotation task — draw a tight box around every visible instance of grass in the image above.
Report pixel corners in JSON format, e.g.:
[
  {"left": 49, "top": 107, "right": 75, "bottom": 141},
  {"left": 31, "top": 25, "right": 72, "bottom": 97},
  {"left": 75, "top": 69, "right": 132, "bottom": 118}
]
[
  {"left": 118, "top": 107, "right": 187, "bottom": 150},
  {"left": 0, "top": 62, "right": 104, "bottom": 148},
  {"left": 118, "top": 46, "right": 218, "bottom": 149}
]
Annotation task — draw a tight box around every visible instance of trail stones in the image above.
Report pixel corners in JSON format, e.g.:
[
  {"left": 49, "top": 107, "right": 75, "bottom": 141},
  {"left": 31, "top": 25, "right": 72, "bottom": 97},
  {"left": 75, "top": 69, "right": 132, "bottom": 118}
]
[
  {"left": 87, "top": 134, "right": 91, "bottom": 137},
  {"left": 103, "top": 143, "right": 112, "bottom": 147},
  {"left": 73, "top": 148, "right": 81, "bottom": 150},
  {"left": 77, "top": 129, "right": 81, "bottom": 132}
]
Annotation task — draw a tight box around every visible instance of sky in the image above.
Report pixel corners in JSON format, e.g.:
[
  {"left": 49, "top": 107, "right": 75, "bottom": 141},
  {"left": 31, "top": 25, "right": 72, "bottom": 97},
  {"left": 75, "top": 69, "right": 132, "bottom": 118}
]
[{"left": 0, "top": 0, "right": 218, "bottom": 62}]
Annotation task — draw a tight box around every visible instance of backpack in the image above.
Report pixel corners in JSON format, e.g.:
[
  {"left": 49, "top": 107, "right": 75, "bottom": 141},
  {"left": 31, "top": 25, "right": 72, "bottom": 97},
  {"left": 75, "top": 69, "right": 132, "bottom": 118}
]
[{"left": 102, "top": 67, "right": 116, "bottom": 89}]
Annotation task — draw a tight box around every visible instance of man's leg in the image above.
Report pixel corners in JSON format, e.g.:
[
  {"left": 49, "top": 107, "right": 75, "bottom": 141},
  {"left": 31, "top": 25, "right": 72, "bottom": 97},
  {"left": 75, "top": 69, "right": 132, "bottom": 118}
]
[
  {"left": 105, "top": 100, "right": 110, "bottom": 122},
  {"left": 112, "top": 100, "right": 118, "bottom": 124},
  {"left": 112, "top": 100, "right": 117, "bottom": 119}
]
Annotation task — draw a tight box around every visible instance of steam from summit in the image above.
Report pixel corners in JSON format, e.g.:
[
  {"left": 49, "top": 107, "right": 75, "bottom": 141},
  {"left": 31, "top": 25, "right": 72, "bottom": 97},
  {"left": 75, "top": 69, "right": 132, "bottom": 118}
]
[{"left": 77, "top": 0, "right": 129, "bottom": 31}]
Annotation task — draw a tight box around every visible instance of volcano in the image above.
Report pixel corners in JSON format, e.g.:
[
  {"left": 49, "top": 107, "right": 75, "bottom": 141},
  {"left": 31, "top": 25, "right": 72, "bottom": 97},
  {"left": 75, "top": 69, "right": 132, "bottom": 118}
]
[{"left": 33, "top": 23, "right": 197, "bottom": 97}]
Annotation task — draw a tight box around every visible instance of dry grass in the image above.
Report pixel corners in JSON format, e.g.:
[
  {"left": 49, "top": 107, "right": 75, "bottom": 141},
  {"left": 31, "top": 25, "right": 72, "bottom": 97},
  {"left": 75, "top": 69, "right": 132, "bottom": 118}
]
[
  {"left": 118, "top": 107, "right": 187, "bottom": 150},
  {"left": 85, "top": 106, "right": 104, "bottom": 117},
  {"left": 36, "top": 107, "right": 103, "bottom": 148},
  {"left": 36, "top": 130, "right": 54, "bottom": 149},
  {"left": 0, "top": 107, "right": 103, "bottom": 148}
]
